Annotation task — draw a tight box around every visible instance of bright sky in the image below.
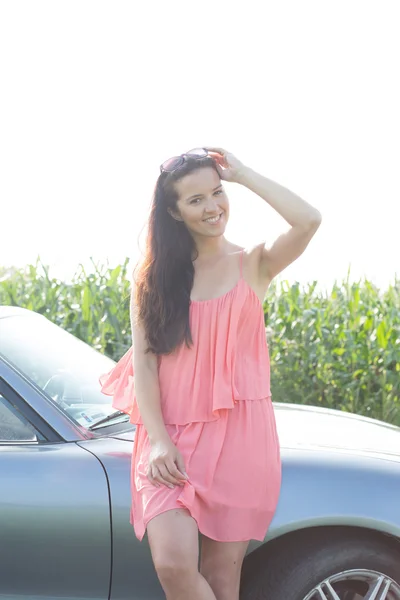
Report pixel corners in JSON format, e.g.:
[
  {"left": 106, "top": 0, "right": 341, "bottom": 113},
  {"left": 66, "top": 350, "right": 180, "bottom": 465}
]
[{"left": 1, "top": 1, "right": 399, "bottom": 293}]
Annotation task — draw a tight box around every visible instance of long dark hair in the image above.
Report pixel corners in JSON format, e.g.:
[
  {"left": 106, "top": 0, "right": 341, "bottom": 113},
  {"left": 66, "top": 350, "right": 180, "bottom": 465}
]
[{"left": 134, "top": 156, "right": 219, "bottom": 355}]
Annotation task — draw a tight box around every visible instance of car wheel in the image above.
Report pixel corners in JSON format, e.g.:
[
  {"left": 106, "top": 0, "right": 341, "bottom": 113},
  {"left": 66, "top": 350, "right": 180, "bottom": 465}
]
[{"left": 240, "top": 528, "right": 400, "bottom": 600}]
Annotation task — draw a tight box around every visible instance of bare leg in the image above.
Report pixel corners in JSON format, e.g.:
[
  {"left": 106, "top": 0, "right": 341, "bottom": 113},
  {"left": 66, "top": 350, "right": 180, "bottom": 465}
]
[
  {"left": 147, "top": 508, "right": 217, "bottom": 600},
  {"left": 199, "top": 535, "right": 250, "bottom": 600}
]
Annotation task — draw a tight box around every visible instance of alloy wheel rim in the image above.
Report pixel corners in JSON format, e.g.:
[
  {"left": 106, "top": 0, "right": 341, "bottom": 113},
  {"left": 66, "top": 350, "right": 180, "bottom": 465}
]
[{"left": 303, "top": 569, "right": 400, "bottom": 600}]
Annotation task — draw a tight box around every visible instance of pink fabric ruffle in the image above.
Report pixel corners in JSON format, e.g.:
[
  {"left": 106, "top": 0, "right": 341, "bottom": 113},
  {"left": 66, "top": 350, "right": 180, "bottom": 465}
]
[
  {"left": 99, "top": 279, "right": 271, "bottom": 426},
  {"left": 99, "top": 346, "right": 141, "bottom": 424}
]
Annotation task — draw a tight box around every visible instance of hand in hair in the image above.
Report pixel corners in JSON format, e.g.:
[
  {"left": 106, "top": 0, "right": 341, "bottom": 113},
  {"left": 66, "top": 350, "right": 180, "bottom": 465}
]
[{"left": 205, "top": 146, "right": 247, "bottom": 183}]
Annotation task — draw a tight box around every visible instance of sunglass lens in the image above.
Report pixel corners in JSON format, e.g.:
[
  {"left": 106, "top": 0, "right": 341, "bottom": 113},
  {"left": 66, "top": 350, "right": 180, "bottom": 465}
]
[
  {"left": 161, "top": 157, "right": 184, "bottom": 172},
  {"left": 186, "top": 148, "right": 208, "bottom": 157}
]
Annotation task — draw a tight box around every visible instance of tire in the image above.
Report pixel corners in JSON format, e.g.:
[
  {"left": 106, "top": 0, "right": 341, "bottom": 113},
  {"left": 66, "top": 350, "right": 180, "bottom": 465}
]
[{"left": 240, "top": 528, "right": 400, "bottom": 600}]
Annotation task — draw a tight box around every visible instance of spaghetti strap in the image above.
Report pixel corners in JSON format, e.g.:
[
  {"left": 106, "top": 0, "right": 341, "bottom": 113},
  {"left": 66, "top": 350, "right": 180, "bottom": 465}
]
[{"left": 239, "top": 248, "right": 244, "bottom": 279}]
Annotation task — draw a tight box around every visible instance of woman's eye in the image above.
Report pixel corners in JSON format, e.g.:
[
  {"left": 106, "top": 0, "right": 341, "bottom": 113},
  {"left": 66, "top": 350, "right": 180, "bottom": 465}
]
[
  {"left": 190, "top": 198, "right": 201, "bottom": 205},
  {"left": 214, "top": 189, "right": 223, "bottom": 196}
]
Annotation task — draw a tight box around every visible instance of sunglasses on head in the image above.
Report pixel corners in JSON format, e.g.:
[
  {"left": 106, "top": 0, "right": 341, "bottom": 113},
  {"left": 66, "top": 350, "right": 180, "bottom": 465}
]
[{"left": 160, "top": 148, "right": 209, "bottom": 174}]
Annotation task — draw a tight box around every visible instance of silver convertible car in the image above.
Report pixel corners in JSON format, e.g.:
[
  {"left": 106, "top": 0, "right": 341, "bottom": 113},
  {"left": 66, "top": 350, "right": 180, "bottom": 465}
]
[{"left": 1, "top": 305, "right": 400, "bottom": 600}]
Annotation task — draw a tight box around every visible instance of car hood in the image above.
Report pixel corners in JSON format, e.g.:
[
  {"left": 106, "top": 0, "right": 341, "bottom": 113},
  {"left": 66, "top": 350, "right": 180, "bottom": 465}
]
[
  {"left": 109, "top": 403, "right": 400, "bottom": 460},
  {"left": 274, "top": 403, "right": 400, "bottom": 458}
]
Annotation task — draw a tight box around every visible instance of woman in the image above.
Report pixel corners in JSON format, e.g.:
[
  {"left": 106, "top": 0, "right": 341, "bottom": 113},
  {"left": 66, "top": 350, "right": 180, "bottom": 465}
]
[{"left": 100, "top": 147, "right": 322, "bottom": 600}]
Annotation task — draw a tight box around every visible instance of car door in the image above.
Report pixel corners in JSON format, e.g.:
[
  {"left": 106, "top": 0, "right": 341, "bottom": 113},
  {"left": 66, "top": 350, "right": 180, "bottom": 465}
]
[{"left": 0, "top": 378, "right": 112, "bottom": 600}]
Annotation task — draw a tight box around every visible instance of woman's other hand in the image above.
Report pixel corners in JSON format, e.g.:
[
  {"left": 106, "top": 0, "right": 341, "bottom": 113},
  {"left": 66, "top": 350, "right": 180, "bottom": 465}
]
[{"left": 147, "top": 438, "right": 189, "bottom": 489}]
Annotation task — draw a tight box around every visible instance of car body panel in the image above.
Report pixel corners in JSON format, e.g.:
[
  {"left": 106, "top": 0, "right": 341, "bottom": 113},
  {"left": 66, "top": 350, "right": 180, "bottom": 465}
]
[
  {"left": 0, "top": 440, "right": 111, "bottom": 599},
  {"left": 271, "top": 446, "right": 400, "bottom": 540}
]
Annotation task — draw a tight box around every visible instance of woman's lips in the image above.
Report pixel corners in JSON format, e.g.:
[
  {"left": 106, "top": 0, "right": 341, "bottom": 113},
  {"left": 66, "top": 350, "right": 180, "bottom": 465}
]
[{"left": 203, "top": 213, "right": 223, "bottom": 224}]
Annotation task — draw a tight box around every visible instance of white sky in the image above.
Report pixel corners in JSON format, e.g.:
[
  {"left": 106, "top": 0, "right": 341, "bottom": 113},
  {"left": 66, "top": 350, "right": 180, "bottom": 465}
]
[{"left": 1, "top": 0, "right": 399, "bottom": 292}]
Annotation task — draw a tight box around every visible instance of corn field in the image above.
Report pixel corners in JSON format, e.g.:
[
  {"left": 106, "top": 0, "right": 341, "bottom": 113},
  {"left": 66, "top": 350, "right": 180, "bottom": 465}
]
[{"left": 1, "top": 257, "right": 399, "bottom": 425}]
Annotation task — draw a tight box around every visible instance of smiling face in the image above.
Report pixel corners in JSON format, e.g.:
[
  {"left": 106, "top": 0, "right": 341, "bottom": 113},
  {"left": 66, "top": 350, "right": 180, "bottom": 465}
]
[{"left": 170, "top": 167, "right": 229, "bottom": 239}]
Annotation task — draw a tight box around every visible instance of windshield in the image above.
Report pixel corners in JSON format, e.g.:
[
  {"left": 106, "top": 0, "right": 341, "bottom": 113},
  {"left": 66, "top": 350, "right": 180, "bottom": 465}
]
[{"left": 0, "top": 311, "right": 127, "bottom": 429}]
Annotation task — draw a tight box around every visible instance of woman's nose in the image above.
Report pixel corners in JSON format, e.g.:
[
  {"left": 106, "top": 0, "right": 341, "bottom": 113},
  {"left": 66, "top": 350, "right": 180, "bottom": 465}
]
[{"left": 204, "top": 196, "right": 219, "bottom": 212}]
